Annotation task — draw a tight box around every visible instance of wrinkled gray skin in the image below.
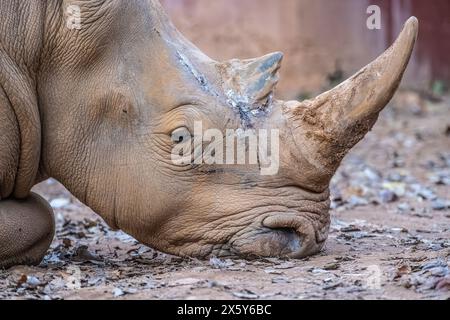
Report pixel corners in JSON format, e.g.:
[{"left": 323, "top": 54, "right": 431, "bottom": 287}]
[{"left": 0, "top": 0, "right": 418, "bottom": 268}]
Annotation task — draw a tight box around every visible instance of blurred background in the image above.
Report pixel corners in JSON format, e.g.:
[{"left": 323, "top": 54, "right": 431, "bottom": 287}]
[{"left": 161, "top": 0, "right": 449, "bottom": 100}]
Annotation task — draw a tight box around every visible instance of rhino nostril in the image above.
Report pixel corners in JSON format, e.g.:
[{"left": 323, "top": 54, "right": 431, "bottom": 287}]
[
  {"left": 266, "top": 227, "right": 303, "bottom": 254},
  {"left": 261, "top": 214, "right": 319, "bottom": 258}
]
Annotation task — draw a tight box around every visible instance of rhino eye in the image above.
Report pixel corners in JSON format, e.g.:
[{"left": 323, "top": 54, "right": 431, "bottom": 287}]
[{"left": 171, "top": 127, "right": 192, "bottom": 144}]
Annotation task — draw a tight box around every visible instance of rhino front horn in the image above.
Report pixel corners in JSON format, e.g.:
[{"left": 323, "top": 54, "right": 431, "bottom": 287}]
[{"left": 284, "top": 17, "right": 418, "bottom": 175}]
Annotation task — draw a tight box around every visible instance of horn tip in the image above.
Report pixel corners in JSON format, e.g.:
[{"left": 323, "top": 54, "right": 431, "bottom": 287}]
[
  {"left": 262, "top": 51, "right": 284, "bottom": 69},
  {"left": 405, "top": 16, "right": 419, "bottom": 36},
  {"left": 272, "top": 51, "right": 284, "bottom": 61}
]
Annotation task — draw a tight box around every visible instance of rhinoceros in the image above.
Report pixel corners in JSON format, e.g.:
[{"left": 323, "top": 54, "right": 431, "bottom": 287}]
[{"left": 0, "top": 0, "right": 418, "bottom": 268}]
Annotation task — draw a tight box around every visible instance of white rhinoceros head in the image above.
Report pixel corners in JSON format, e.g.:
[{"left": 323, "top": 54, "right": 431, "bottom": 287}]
[{"left": 36, "top": 0, "right": 418, "bottom": 258}]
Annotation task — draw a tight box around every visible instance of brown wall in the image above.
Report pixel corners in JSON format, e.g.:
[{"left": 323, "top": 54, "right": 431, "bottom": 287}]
[
  {"left": 161, "top": 0, "right": 449, "bottom": 99},
  {"left": 373, "top": 0, "right": 450, "bottom": 88}
]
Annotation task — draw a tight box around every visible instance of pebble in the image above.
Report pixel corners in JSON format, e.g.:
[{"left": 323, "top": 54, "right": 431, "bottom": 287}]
[
  {"left": 429, "top": 172, "right": 450, "bottom": 186},
  {"left": 436, "top": 277, "right": 450, "bottom": 291},
  {"left": 421, "top": 260, "right": 448, "bottom": 271},
  {"left": 209, "top": 257, "right": 235, "bottom": 269},
  {"left": 431, "top": 199, "right": 449, "bottom": 211},
  {"left": 232, "top": 290, "right": 259, "bottom": 300},
  {"left": 397, "top": 203, "right": 411, "bottom": 213},
  {"left": 391, "top": 227, "right": 409, "bottom": 233},
  {"left": 265, "top": 268, "right": 284, "bottom": 275},
  {"left": 26, "top": 276, "right": 41, "bottom": 288},
  {"left": 387, "top": 172, "right": 404, "bottom": 182},
  {"left": 112, "top": 288, "right": 125, "bottom": 297},
  {"left": 274, "top": 262, "right": 296, "bottom": 270},
  {"left": 379, "top": 190, "right": 398, "bottom": 203},
  {"left": 272, "top": 277, "right": 291, "bottom": 284},
  {"left": 382, "top": 182, "right": 406, "bottom": 198},
  {"left": 50, "top": 198, "right": 70, "bottom": 209},
  {"left": 411, "top": 184, "right": 437, "bottom": 200},
  {"left": 348, "top": 196, "right": 369, "bottom": 208},
  {"left": 323, "top": 263, "right": 340, "bottom": 271},
  {"left": 341, "top": 226, "right": 362, "bottom": 233},
  {"left": 364, "top": 168, "right": 381, "bottom": 182},
  {"left": 309, "top": 268, "right": 329, "bottom": 274}
]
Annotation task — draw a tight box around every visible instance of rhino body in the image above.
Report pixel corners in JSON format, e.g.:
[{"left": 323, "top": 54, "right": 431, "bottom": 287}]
[{"left": 0, "top": 0, "right": 418, "bottom": 268}]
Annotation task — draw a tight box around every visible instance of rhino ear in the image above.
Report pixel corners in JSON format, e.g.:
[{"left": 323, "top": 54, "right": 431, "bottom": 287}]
[{"left": 221, "top": 52, "right": 283, "bottom": 111}]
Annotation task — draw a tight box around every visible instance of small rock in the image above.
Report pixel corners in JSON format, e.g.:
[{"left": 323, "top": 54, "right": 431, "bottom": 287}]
[
  {"left": 379, "top": 190, "right": 398, "bottom": 203},
  {"left": 25, "top": 276, "right": 41, "bottom": 289},
  {"left": 124, "top": 288, "right": 138, "bottom": 294},
  {"left": 323, "top": 263, "right": 340, "bottom": 271},
  {"left": 411, "top": 184, "right": 437, "bottom": 200},
  {"left": 431, "top": 199, "right": 449, "bottom": 211},
  {"left": 397, "top": 203, "right": 411, "bottom": 213},
  {"left": 272, "top": 277, "right": 291, "bottom": 284},
  {"left": 264, "top": 268, "right": 284, "bottom": 275},
  {"left": 435, "top": 277, "right": 450, "bottom": 291},
  {"left": 335, "top": 256, "right": 356, "bottom": 262},
  {"left": 411, "top": 208, "right": 433, "bottom": 219},
  {"left": 348, "top": 196, "right": 369, "bottom": 208},
  {"left": 62, "top": 238, "right": 72, "bottom": 248},
  {"left": 323, "top": 282, "right": 343, "bottom": 291},
  {"left": 50, "top": 198, "right": 70, "bottom": 209},
  {"left": 206, "top": 281, "right": 218, "bottom": 288},
  {"left": 232, "top": 290, "right": 259, "bottom": 300},
  {"left": 421, "top": 260, "right": 447, "bottom": 271},
  {"left": 364, "top": 168, "right": 381, "bottom": 182},
  {"left": 309, "top": 268, "right": 329, "bottom": 274},
  {"left": 382, "top": 182, "right": 406, "bottom": 197},
  {"left": 209, "top": 257, "right": 234, "bottom": 269},
  {"left": 395, "top": 265, "right": 411, "bottom": 279},
  {"left": 274, "top": 261, "right": 296, "bottom": 270},
  {"left": 72, "top": 245, "right": 102, "bottom": 263},
  {"left": 429, "top": 172, "right": 450, "bottom": 186},
  {"left": 391, "top": 227, "right": 409, "bottom": 233},
  {"left": 17, "top": 274, "right": 28, "bottom": 287},
  {"left": 429, "top": 267, "right": 449, "bottom": 277},
  {"left": 114, "top": 231, "right": 138, "bottom": 244},
  {"left": 172, "top": 278, "right": 203, "bottom": 287},
  {"left": 388, "top": 172, "right": 404, "bottom": 182},
  {"left": 392, "top": 158, "right": 406, "bottom": 168},
  {"left": 112, "top": 288, "right": 125, "bottom": 297},
  {"left": 341, "top": 226, "right": 361, "bottom": 233}
]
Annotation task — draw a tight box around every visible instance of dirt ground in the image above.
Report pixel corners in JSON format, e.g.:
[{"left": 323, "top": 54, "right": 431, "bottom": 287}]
[{"left": 0, "top": 91, "right": 449, "bottom": 300}]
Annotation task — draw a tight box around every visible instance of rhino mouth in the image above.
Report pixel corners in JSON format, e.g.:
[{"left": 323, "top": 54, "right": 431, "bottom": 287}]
[
  {"left": 261, "top": 213, "right": 327, "bottom": 258},
  {"left": 227, "top": 211, "right": 329, "bottom": 259},
  {"left": 255, "top": 226, "right": 304, "bottom": 257}
]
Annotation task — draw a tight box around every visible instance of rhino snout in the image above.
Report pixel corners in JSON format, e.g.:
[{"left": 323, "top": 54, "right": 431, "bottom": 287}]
[{"left": 231, "top": 213, "right": 327, "bottom": 259}]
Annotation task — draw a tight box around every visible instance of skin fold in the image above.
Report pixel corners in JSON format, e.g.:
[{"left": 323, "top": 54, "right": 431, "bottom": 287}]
[{"left": 0, "top": 0, "right": 418, "bottom": 268}]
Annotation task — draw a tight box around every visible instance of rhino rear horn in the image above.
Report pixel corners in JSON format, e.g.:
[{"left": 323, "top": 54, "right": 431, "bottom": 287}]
[
  {"left": 221, "top": 52, "right": 283, "bottom": 111},
  {"left": 285, "top": 17, "right": 418, "bottom": 171}
]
